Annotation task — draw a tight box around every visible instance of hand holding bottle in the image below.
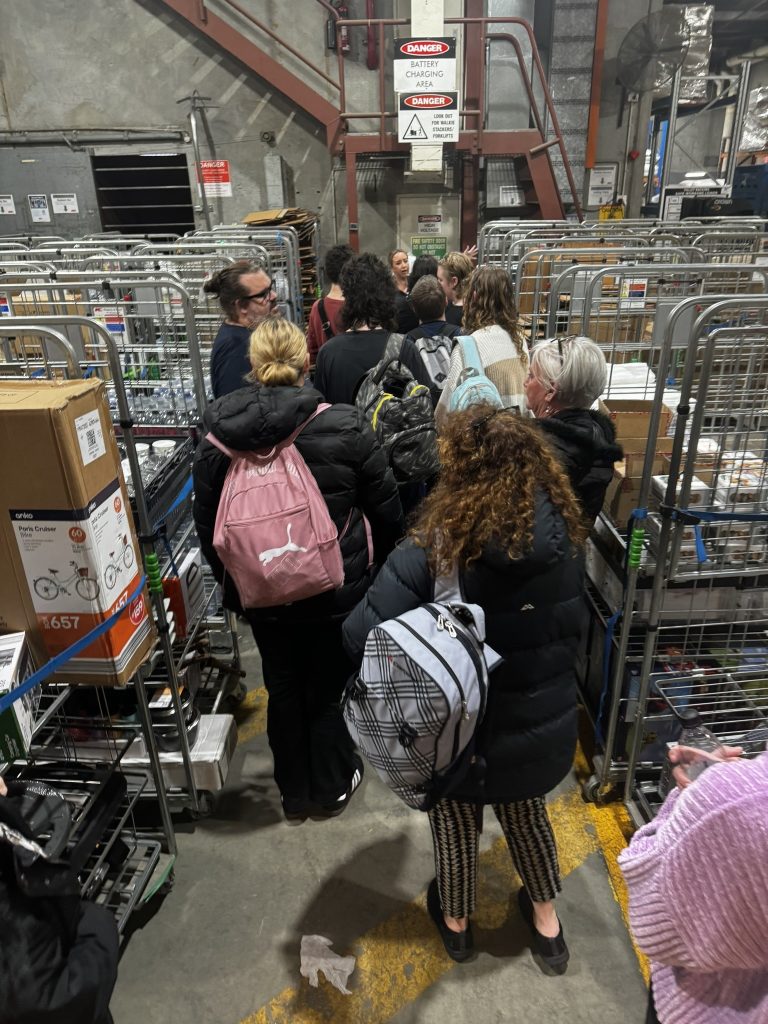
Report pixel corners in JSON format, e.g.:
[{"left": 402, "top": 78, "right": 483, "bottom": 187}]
[{"left": 668, "top": 743, "right": 743, "bottom": 790}]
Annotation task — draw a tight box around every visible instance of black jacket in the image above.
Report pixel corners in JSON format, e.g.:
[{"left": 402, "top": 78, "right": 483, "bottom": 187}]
[
  {"left": 313, "top": 329, "right": 432, "bottom": 406},
  {"left": 193, "top": 384, "right": 405, "bottom": 620},
  {"left": 538, "top": 408, "right": 623, "bottom": 522},
  {"left": 343, "top": 493, "right": 586, "bottom": 804}
]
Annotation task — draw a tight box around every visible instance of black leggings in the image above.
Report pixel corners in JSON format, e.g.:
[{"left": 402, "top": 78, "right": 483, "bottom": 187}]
[{"left": 248, "top": 617, "right": 357, "bottom": 804}]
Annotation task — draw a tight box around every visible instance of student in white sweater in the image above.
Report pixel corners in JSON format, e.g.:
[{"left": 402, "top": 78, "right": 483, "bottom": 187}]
[{"left": 436, "top": 266, "right": 529, "bottom": 429}]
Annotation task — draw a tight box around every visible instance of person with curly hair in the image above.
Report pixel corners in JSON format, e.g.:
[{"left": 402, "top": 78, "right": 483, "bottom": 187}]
[
  {"left": 343, "top": 406, "right": 588, "bottom": 968},
  {"left": 435, "top": 266, "right": 529, "bottom": 427},
  {"left": 313, "top": 253, "right": 432, "bottom": 405},
  {"left": 438, "top": 251, "right": 474, "bottom": 327}
]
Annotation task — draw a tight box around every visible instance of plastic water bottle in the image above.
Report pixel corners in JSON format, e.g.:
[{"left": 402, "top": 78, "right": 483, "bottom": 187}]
[{"left": 659, "top": 707, "right": 725, "bottom": 797}]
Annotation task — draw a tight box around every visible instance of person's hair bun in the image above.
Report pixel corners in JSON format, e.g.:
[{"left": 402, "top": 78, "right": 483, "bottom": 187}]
[{"left": 202, "top": 270, "right": 223, "bottom": 296}]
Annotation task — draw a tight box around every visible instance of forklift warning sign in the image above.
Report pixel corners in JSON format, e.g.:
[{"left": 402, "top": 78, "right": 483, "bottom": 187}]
[{"left": 398, "top": 92, "right": 459, "bottom": 143}]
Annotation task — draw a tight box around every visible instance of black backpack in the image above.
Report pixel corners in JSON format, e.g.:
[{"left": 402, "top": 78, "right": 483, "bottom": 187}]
[{"left": 354, "top": 334, "right": 439, "bottom": 484}]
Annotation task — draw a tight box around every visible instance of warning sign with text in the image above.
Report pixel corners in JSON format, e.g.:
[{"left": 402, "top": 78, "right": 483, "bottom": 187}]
[
  {"left": 393, "top": 37, "right": 457, "bottom": 92},
  {"left": 197, "top": 159, "right": 233, "bottom": 198},
  {"left": 398, "top": 92, "right": 459, "bottom": 143}
]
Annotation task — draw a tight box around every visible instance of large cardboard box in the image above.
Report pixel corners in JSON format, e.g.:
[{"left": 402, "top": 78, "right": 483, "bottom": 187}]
[
  {"left": 599, "top": 398, "right": 674, "bottom": 454},
  {"left": 0, "top": 380, "right": 154, "bottom": 685},
  {"left": 0, "top": 632, "right": 36, "bottom": 761}
]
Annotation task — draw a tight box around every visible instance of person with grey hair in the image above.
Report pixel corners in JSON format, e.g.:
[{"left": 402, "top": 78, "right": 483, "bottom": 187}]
[{"left": 524, "top": 335, "right": 623, "bottom": 522}]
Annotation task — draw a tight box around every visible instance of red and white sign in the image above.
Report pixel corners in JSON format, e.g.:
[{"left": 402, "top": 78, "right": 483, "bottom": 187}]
[
  {"left": 393, "top": 36, "right": 457, "bottom": 93},
  {"left": 197, "top": 159, "right": 233, "bottom": 198},
  {"left": 398, "top": 92, "right": 459, "bottom": 143}
]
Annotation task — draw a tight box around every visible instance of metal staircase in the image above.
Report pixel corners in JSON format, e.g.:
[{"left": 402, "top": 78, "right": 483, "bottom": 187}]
[{"left": 154, "top": 1, "right": 584, "bottom": 243}]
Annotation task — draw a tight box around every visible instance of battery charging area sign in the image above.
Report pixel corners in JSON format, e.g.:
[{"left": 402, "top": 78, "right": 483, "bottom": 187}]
[
  {"left": 394, "top": 37, "right": 457, "bottom": 92},
  {"left": 398, "top": 92, "right": 459, "bottom": 143}
]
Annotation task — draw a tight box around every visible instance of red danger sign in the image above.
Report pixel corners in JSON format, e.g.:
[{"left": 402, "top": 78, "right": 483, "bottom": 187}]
[
  {"left": 400, "top": 40, "right": 451, "bottom": 56},
  {"left": 404, "top": 94, "right": 454, "bottom": 108}
]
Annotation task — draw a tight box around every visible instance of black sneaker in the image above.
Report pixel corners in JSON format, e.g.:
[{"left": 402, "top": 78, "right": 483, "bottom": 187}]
[
  {"left": 517, "top": 887, "right": 569, "bottom": 974},
  {"left": 281, "top": 796, "right": 310, "bottom": 824},
  {"left": 316, "top": 762, "right": 364, "bottom": 818},
  {"left": 426, "top": 879, "right": 474, "bottom": 962}
]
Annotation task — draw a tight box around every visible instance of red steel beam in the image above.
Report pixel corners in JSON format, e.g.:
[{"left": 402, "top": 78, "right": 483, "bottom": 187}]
[
  {"left": 157, "top": 0, "right": 341, "bottom": 145},
  {"left": 585, "top": 0, "right": 609, "bottom": 170}
]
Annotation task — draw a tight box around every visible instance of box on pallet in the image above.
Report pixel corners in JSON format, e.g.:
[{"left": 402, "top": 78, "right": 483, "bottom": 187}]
[
  {"left": 598, "top": 398, "right": 674, "bottom": 454},
  {"left": 0, "top": 632, "right": 35, "bottom": 762},
  {"left": 0, "top": 380, "right": 155, "bottom": 685}
]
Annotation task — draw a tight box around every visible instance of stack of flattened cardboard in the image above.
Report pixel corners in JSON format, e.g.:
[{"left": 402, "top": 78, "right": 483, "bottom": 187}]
[{"left": 242, "top": 208, "right": 319, "bottom": 327}]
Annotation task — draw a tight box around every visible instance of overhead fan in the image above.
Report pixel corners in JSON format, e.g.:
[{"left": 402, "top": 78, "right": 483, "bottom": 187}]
[{"left": 617, "top": 9, "right": 692, "bottom": 94}]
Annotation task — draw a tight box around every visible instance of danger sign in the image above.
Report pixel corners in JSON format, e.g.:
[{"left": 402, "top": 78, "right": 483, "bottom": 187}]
[
  {"left": 393, "top": 36, "right": 457, "bottom": 92},
  {"left": 398, "top": 92, "right": 459, "bottom": 143},
  {"left": 197, "top": 159, "right": 232, "bottom": 198}
]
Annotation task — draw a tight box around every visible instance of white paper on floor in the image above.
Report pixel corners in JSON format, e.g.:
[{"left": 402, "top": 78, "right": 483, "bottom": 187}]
[{"left": 300, "top": 934, "right": 356, "bottom": 995}]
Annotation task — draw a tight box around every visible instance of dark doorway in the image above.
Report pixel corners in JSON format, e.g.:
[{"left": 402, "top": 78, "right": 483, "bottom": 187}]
[{"left": 91, "top": 152, "right": 195, "bottom": 235}]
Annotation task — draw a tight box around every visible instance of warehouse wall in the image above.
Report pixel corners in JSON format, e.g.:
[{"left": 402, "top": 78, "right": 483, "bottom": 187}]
[
  {"left": 591, "top": 0, "right": 664, "bottom": 217},
  {"left": 0, "top": 0, "right": 370, "bottom": 243}
]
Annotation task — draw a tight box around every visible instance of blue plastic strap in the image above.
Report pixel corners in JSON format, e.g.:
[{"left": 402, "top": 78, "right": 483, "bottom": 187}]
[
  {"left": 693, "top": 524, "right": 709, "bottom": 563},
  {"left": 152, "top": 475, "right": 193, "bottom": 530},
  {"left": 676, "top": 506, "right": 768, "bottom": 524},
  {"left": 0, "top": 574, "right": 147, "bottom": 715}
]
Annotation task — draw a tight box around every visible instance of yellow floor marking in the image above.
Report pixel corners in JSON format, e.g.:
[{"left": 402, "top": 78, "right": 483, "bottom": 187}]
[
  {"left": 234, "top": 687, "right": 268, "bottom": 744},
  {"left": 239, "top": 787, "right": 608, "bottom": 1024},
  {"left": 573, "top": 744, "right": 649, "bottom": 982}
]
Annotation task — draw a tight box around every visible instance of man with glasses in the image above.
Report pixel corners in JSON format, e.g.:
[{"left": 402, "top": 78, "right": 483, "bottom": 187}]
[{"left": 203, "top": 261, "right": 279, "bottom": 398}]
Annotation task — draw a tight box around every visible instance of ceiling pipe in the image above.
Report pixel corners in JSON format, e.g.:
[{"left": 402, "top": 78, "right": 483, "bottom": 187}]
[{"left": 726, "top": 45, "right": 768, "bottom": 69}]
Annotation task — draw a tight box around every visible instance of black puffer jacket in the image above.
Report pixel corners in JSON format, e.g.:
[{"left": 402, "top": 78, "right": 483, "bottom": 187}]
[
  {"left": 342, "top": 493, "right": 586, "bottom": 804},
  {"left": 193, "top": 384, "right": 404, "bottom": 620},
  {"left": 538, "top": 408, "right": 623, "bottom": 522}
]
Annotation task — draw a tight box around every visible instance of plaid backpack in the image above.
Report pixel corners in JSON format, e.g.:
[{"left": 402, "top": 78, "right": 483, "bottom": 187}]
[
  {"left": 354, "top": 334, "right": 438, "bottom": 484},
  {"left": 342, "top": 573, "right": 492, "bottom": 811}
]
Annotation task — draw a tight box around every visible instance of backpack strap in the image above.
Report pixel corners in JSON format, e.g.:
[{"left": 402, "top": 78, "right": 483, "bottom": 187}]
[
  {"left": 406, "top": 326, "right": 428, "bottom": 343},
  {"left": 318, "top": 298, "right": 333, "bottom": 341},
  {"left": 372, "top": 333, "right": 408, "bottom": 385},
  {"left": 205, "top": 403, "right": 331, "bottom": 461},
  {"left": 457, "top": 335, "right": 484, "bottom": 374}
]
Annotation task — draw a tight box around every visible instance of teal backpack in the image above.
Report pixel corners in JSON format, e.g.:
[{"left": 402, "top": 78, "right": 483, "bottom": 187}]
[{"left": 449, "top": 335, "right": 504, "bottom": 412}]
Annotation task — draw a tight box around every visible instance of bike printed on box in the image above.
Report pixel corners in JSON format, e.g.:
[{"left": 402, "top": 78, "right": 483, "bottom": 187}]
[{"left": 9, "top": 478, "right": 142, "bottom": 656}]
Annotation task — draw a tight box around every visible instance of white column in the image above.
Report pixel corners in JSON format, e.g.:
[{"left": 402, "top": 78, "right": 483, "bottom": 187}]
[{"left": 410, "top": 0, "right": 445, "bottom": 172}]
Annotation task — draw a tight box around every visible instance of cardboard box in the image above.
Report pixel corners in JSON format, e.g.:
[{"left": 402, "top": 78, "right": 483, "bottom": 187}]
[
  {"left": 0, "top": 632, "right": 36, "bottom": 761},
  {"left": 0, "top": 380, "right": 154, "bottom": 685},
  {"left": 599, "top": 398, "right": 674, "bottom": 454},
  {"left": 123, "top": 713, "right": 237, "bottom": 792},
  {"left": 652, "top": 474, "right": 711, "bottom": 507}
]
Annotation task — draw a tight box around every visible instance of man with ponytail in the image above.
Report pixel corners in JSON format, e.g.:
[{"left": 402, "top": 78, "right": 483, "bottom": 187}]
[{"left": 204, "top": 260, "right": 278, "bottom": 398}]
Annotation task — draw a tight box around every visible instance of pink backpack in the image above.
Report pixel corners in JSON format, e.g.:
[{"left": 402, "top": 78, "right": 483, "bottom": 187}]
[{"left": 207, "top": 405, "right": 348, "bottom": 609}]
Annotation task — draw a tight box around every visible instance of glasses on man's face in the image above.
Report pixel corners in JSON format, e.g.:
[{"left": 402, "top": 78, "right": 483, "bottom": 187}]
[{"left": 242, "top": 280, "right": 275, "bottom": 304}]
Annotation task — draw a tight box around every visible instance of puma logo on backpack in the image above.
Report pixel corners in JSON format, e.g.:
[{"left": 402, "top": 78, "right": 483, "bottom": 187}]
[{"left": 206, "top": 405, "right": 347, "bottom": 608}]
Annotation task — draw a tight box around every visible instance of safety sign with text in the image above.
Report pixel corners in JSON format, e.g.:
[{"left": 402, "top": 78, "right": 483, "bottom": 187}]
[
  {"left": 398, "top": 92, "right": 459, "bottom": 143},
  {"left": 393, "top": 37, "right": 457, "bottom": 92}
]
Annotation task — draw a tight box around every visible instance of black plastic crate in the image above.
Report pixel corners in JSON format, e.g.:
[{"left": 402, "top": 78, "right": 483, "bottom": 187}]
[{"left": 129, "top": 437, "right": 194, "bottom": 542}]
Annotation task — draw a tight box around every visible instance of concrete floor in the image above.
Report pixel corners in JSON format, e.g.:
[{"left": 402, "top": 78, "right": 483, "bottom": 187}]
[{"left": 112, "top": 632, "right": 649, "bottom": 1024}]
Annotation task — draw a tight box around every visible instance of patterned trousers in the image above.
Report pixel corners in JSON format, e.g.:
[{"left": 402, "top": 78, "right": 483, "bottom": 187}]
[{"left": 427, "top": 796, "right": 561, "bottom": 919}]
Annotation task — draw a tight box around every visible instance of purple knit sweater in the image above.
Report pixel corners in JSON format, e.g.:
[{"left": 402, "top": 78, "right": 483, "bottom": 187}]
[{"left": 618, "top": 753, "right": 768, "bottom": 1024}]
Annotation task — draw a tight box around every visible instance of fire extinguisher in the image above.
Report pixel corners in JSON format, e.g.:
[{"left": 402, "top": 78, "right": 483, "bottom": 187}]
[{"left": 326, "top": 1, "right": 350, "bottom": 54}]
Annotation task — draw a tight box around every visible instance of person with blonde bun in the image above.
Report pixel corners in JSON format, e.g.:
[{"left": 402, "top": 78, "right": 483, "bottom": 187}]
[
  {"left": 193, "top": 316, "right": 404, "bottom": 822},
  {"left": 438, "top": 251, "right": 473, "bottom": 327}
]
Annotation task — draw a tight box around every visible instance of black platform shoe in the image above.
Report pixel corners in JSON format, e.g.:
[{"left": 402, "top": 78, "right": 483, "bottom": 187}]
[
  {"left": 427, "top": 879, "right": 475, "bottom": 963},
  {"left": 517, "top": 887, "right": 569, "bottom": 974}
]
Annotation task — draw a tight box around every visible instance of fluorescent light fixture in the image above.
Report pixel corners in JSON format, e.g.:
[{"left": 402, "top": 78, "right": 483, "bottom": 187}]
[
  {"left": 684, "top": 171, "right": 707, "bottom": 178},
  {"left": 140, "top": 152, "right": 177, "bottom": 157}
]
